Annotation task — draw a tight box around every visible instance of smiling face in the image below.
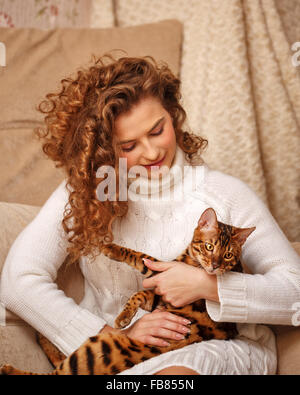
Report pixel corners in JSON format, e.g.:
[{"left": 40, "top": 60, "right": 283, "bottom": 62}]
[{"left": 114, "top": 96, "right": 177, "bottom": 176}]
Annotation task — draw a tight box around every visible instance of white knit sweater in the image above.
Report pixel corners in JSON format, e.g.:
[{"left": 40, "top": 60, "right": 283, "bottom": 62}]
[{"left": 1, "top": 146, "right": 300, "bottom": 374}]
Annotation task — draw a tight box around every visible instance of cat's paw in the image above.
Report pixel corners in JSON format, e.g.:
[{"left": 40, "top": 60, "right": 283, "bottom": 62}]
[
  {"left": 0, "top": 364, "right": 14, "bottom": 375},
  {"left": 115, "top": 314, "right": 132, "bottom": 329},
  {"left": 101, "top": 246, "right": 113, "bottom": 257}
]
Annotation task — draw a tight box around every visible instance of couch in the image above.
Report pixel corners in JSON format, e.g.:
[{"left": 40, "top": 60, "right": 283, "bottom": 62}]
[{"left": 0, "top": 18, "right": 299, "bottom": 375}]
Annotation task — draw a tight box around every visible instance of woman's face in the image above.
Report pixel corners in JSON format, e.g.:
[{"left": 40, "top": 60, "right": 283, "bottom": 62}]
[{"left": 114, "top": 96, "right": 177, "bottom": 176}]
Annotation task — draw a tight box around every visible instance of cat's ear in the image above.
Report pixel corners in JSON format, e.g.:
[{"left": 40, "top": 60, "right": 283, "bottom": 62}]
[
  {"left": 232, "top": 227, "right": 256, "bottom": 245},
  {"left": 198, "top": 208, "right": 218, "bottom": 230}
]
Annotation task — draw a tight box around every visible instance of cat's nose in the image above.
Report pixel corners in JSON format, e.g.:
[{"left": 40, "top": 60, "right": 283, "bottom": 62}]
[{"left": 212, "top": 262, "right": 219, "bottom": 270}]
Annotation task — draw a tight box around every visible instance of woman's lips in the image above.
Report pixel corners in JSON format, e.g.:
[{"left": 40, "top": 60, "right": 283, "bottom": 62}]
[{"left": 143, "top": 155, "right": 166, "bottom": 169}]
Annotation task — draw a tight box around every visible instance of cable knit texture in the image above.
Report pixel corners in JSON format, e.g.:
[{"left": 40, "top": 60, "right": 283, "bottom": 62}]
[
  {"left": 1, "top": 146, "right": 299, "bottom": 374},
  {"left": 114, "top": 0, "right": 300, "bottom": 242}
]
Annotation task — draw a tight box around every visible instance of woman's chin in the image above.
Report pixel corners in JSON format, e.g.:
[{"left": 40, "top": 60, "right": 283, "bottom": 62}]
[{"left": 145, "top": 164, "right": 170, "bottom": 179}]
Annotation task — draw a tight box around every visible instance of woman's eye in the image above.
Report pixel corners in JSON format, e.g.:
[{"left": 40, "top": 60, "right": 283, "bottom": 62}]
[
  {"left": 205, "top": 243, "right": 214, "bottom": 251},
  {"left": 121, "top": 127, "right": 163, "bottom": 152},
  {"left": 151, "top": 127, "right": 163, "bottom": 136},
  {"left": 121, "top": 144, "right": 136, "bottom": 152}
]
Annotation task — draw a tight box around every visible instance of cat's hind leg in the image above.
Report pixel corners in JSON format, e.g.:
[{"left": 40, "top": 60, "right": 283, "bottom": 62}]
[
  {"left": 36, "top": 332, "right": 66, "bottom": 368},
  {"left": 115, "top": 290, "right": 158, "bottom": 329},
  {"left": 0, "top": 333, "right": 65, "bottom": 375},
  {"left": 0, "top": 364, "right": 50, "bottom": 375},
  {"left": 1, "top": 364, "right": 26, "bottom": 375}
]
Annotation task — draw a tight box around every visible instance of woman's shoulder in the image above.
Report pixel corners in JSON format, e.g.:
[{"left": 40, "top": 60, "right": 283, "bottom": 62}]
[
  {"left": 27, "top": 179, "right": 70, "bottom": 230},
  {"left": 42, "top": 179, "right": 69, "bottom": 210},
  {"left": 201, "top": 164, "right": 252, "bottom": 193},
  {"left": 200, "top": 165, "right": 264, "bottom": 211}
]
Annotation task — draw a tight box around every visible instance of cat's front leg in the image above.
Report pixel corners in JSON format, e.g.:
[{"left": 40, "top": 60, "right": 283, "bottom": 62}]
[
  {"left": 101, "top": 243, "right": 157, "bottom": 278},
  {"left": 115, "top": 290, "right": 157, "bottom": 329}
]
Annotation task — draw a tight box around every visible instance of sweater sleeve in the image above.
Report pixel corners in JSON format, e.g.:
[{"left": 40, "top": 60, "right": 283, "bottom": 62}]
[
  {"left": 204, "top": 171, "right": 300, "bottom": 326},
  {"left": 0, "top": 181, "right": 106, "bottom": 356}
]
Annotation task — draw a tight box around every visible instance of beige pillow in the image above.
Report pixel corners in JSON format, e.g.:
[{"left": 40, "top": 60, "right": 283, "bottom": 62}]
[
  {"left": 0, "top": 325, "right": 53, "bottom": 373},
  {"left": 275, "top": 324, "right": 300, "bottom": 375},
  {"left": 0, "top": 20, "right": 183, "bottom": 206},
  {"left": 0, "top": 201, "right": 40, "bottom": 275},
  {"left": 0, "top": 201, "right": 82, "bottom": 373},
  {"left": 0, "top": 201, "right": 84, "bottom": 374},
  {"left": 0, "top": 201, "right": 84, "bottom": 302}
]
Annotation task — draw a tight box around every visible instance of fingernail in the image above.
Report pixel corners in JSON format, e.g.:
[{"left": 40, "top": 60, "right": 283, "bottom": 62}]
[
  {"left": 162, "top": 341, "right": 170, "bottom": 346},
  {"left": 182, "top": 319, "right": 191, "bottom": 325},
  {"left": 176, "top": 334, "right": 185, "bottom": 339}
]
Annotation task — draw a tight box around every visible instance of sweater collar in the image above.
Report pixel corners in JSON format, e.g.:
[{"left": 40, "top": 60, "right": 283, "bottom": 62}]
[{"left": 127, "top": 145, "right": 188, "bottom": 201}]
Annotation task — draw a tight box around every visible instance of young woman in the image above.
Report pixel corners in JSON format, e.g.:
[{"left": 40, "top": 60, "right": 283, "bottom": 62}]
[{"left": 1, "top": 54, "right": 299, "bottom": 375}]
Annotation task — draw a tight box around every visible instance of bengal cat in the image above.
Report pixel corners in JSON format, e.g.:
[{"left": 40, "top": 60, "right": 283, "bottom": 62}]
[{"left": 1, "top": 208, "right": 255, "bottom": 375}]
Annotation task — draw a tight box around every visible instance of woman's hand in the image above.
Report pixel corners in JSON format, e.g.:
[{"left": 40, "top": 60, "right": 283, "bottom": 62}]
[
  {"left": 122, "top": 309, "right": 191, "bottom": 347},
  {"left": 100, "top": 260, "right": 218, "bottom": 347},
  {"left": 142, "top": 259, "right": 219, "bottom": 306}
]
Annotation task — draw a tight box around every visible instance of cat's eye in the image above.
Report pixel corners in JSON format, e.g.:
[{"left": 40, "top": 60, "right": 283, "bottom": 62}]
[
  {"left": 205, "top": 243, "right": 214, "bottom": 251},
  {"left": 224, "top": 252, "right": 233, "bottom": 260}
]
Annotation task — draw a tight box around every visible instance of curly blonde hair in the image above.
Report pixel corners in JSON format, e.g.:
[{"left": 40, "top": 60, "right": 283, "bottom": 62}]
[{"left": 36, "top": 53, "right": 207, "bottom": 264}]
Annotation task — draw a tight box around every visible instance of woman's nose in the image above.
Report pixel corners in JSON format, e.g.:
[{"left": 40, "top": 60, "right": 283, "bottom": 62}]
[{"left": 141, "top": 141, "right": 159, "bottom": 162}]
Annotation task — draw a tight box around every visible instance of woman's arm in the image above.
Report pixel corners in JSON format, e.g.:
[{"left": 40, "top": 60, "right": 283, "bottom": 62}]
[{"left": 0, "top": 181, "right": 106, "bottom": 356}]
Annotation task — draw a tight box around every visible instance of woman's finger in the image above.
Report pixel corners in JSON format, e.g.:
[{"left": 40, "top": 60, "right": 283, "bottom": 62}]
[
  {"left": 143, "top": 259, "right": 174, "bottom": 271},
  {"left": 139, "top": 312, "right": 191, "bottom": 336},
  {"left": 142, "top": 260, "right": 176, "bottom": 289},
  {"left": 150, "top": 326, "right": 188, "bottom": 340},
  {"left": 146, "top": 311, "right": 191, "bottom": 326},
  {"left": 142, "top": 335, "right": 170, "bottom": 347},
  {"left": 154, "top": 320, "right": 190, "bottom": 336},
  {"left": 152, "top": 307, "right": 164, "bottom": 313}
]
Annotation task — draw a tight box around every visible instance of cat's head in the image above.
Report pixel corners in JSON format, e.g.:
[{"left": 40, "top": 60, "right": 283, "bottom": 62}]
[{"left": 191, "top": 208, "right": 255, "bottom": 275}]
